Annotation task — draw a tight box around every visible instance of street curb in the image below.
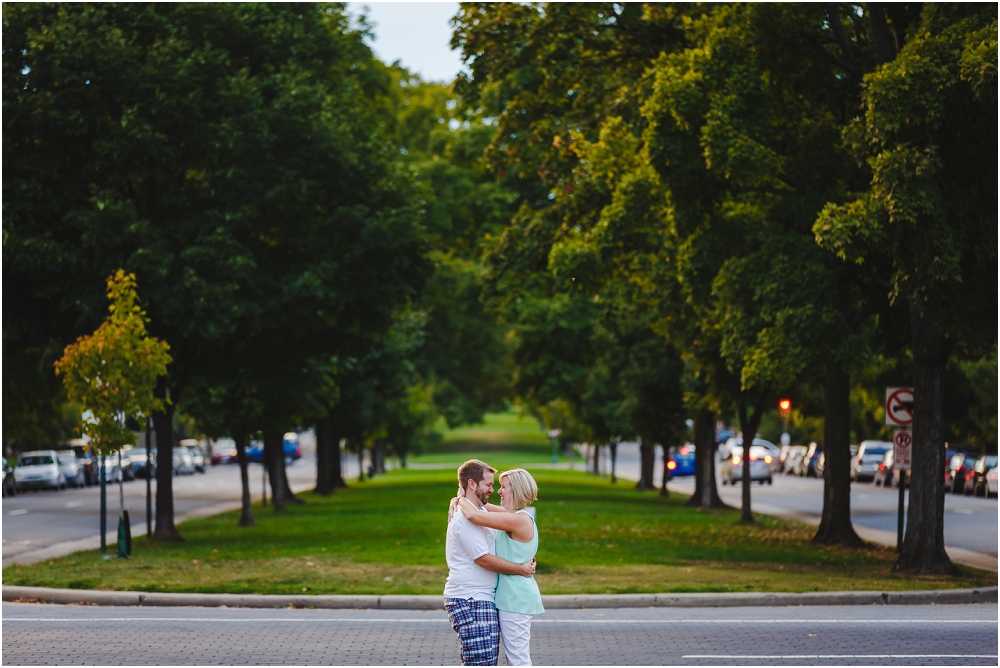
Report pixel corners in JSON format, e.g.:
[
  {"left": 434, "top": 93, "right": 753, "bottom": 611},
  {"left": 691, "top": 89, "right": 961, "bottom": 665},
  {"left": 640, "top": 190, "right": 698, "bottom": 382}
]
[{"left": 3, "top": 585, "right": 996, "bottom": 609}]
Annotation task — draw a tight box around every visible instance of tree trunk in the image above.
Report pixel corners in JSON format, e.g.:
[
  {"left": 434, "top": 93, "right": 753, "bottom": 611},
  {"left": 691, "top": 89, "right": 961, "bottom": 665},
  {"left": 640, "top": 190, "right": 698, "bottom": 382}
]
[
  {"left": 592, "top": 444, "right": 600, "bottom": 475},
  {"left": 263, "top": 429, "right": 301, "bottom": 509},
  {"left": 737, "top": 392, "right": 768, "bottom": 525},
  {"left": 331, "top": 435, "right": 346, "bottom": 488},
  {"left": 686, "top": 410, "right": 728, "bottom": 508},
  {"left": 895, "top": 305, "right": 959, "bottom": 575},
  {"left": 151, "top": 381, "right": 183, "bottom": 542},
  {"left": 358, "top": 444, "right": 365, "bottom": 482},
  {"left": 635, "top": 441, "right": 655, "bottom": 490},
  {"left": 234, "top": 432, "right": 255, "bottom": 527},
  {"left": 609, "top": 440, "right": 618, "bottom": 483},
  {"left": 373, "top": 439, "right": 386, "bottom": 475},
  {"left": 659, "top": 444, "right": 670, "bottom": 497},
  {"left": 814, "top": 362, "right": 862, "bottom": 546},
  {"left": 315, "top": 419, "right": 335, "bottom": 496}
]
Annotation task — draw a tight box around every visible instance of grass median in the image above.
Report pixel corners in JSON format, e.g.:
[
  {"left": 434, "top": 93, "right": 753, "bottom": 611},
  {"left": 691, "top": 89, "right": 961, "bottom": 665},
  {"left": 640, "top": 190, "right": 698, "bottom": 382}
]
[{"left": 5, "top": 413, "right": 995, "bottom": 594}]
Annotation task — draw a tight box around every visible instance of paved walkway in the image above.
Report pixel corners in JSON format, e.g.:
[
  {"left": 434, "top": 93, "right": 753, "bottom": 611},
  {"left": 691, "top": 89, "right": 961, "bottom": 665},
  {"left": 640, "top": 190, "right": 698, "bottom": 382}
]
[{"left": 3, "top": 601, "right": 996, "bottom": 665}]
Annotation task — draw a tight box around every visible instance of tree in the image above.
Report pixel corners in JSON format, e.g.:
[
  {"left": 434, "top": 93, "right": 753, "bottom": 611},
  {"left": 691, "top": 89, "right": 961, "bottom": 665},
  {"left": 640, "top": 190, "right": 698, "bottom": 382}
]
[
  {"left": 815, "top": 4, "right": 997, "bottom": 573},
  {"left": 4, "top": 4, "right": 427, "bottom": 532},
  {"left": 54, "top": 270, "right": 170, "bottom": 542}
]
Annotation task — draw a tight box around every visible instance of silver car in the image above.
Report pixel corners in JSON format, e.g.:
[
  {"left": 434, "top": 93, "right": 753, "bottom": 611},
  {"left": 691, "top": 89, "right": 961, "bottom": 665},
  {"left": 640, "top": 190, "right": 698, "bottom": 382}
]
[
  {"left": 56, "top": 450, "right": 86, "bottom": 488},
  {"left": 851, "top": 440, "right": 892, "bottom": 482},
  {"left": 720, "top": 445, "right": 774, "bottom": 485},
  {"left": 14, "top": 451, "right": 66, "bottom": 491},
  {"left": 173, "top": 446, "right": 196, "bottom": 475}
]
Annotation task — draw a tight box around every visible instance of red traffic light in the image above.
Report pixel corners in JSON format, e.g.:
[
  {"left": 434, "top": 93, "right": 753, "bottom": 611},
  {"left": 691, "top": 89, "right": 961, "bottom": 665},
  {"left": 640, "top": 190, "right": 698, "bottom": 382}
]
[{"left": 779, "top": 399, "right": 791, "bottom": 412}]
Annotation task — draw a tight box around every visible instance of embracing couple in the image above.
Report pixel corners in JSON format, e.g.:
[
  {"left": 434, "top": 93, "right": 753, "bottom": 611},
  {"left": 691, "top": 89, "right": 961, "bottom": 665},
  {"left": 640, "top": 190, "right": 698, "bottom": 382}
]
[{"left": 444, "top": 459, "right": 544, "bottom": 666}]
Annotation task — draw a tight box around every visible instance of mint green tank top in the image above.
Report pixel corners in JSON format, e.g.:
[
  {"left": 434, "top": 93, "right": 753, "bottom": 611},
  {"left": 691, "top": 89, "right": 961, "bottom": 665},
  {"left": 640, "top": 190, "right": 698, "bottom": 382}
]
[{"left": 494, "top": 509, "right": 544, "bottom": 615}]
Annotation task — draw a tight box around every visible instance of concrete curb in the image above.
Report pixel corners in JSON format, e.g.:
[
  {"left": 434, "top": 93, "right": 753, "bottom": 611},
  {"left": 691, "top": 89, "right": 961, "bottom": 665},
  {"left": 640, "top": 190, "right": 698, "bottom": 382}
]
[{"left": 3, "top": 585, "right": 996, "bottom": 609}]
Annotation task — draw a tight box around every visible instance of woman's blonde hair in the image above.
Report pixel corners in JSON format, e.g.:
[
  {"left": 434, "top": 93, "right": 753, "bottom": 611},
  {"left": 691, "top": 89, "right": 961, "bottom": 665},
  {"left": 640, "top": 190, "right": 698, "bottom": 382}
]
[{"left": 499, "top": 468, "right": 538, "bottom": 510}]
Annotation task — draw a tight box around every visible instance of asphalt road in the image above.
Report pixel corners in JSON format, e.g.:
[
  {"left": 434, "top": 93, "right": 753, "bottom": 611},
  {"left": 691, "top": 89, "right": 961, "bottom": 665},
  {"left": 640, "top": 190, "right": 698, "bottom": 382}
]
[
  {"left": 3, "top": 601, "right": 996, "bottom": 666},
  {"left": 1, "top": 449, "right": 361, "bottom": 565},
  {"left": 599, "top": 442, "right": 999, "bottom": 562}
]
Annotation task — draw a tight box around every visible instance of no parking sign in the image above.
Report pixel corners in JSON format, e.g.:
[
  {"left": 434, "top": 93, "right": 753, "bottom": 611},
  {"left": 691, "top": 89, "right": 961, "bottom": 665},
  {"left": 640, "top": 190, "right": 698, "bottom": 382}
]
[{"left": 893, "top": 430, "right": 912, "bottom": 471}]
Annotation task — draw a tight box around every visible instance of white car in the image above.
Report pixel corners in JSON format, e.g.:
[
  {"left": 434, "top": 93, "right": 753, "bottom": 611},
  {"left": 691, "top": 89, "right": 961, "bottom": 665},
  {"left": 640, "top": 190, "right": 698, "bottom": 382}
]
[
  {"left": 723, "top": 437, "right": 780, "bottom": 471},
  {"left": 851, "top": 440, "right": 892, "bottom": 482},
  {"left": 720, "top": 445, "right": 774, "bottom": 485},
  {"left": 14, "top": 450, "right": 66, "bottom": 491},
  {"left": 56, "top": 450, "right": 86, "bottom": 488},
  {"left": 986, "top": 467, "right": 998, "bottom": 498}
]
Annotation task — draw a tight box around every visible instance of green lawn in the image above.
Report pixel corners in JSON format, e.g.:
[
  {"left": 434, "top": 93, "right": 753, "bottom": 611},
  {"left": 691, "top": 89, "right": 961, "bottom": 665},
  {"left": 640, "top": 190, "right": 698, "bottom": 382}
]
[{"left": 4, "top": 413, "right": 995, "bottom": 594}]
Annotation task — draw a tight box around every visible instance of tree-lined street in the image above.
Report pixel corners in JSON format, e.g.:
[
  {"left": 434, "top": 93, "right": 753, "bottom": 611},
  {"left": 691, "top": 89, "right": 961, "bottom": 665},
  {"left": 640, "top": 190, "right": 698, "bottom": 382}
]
[{"left": 2, "top": 3, "right": 997, "bottom": 664}]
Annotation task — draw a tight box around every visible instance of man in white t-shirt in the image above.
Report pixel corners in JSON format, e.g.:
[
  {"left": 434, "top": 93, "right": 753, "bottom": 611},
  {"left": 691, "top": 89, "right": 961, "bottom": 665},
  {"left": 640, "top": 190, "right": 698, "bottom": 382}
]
[{"left": 444, "top": 459, "right": 535, "bottom": 666}]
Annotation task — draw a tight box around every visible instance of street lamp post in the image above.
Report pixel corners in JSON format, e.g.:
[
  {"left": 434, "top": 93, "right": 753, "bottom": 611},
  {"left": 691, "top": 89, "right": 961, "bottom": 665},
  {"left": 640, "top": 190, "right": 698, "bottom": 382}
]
[
  {"left": 548, "top": 429, "right": 561, "bottom": 464},
  {"left": 146, "top": 418, "right": 153, "bottom": 538}
]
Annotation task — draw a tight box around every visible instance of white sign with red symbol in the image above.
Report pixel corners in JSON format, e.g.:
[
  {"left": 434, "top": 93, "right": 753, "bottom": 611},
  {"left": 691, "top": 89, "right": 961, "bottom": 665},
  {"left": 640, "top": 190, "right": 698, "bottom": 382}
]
[
  {"left": 885, "top": 387, "right": 914, "bottom": 426},
  {"left": 892, "top": 430, "right": 912, "bottom": 471}
]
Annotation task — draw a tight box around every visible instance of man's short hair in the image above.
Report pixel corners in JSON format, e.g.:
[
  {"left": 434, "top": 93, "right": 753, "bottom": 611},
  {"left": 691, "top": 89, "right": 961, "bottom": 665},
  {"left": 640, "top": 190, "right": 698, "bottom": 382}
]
[{"left": 458, "top": 459, "right": 496, "bottom": 491}]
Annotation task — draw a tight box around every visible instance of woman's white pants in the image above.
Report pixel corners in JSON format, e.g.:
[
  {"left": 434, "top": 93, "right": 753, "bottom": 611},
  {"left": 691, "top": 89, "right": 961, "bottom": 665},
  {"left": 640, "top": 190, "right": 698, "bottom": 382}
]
[{"left": 499, "top": 610, "right": 533, "bottom": 666}]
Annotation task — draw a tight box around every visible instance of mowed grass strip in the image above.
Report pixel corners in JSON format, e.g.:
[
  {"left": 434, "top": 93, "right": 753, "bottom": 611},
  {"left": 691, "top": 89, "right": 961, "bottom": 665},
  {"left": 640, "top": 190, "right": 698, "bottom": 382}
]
[{"left": 4, "top": 466, "right": 994, "bottom": 594}]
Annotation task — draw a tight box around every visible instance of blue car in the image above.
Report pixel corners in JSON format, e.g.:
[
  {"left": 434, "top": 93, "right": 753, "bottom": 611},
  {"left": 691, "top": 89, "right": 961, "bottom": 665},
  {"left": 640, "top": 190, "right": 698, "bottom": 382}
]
[
  {"left": 666, "top": 444, "right": 696, "bottom": 477},
  {"left": 245, "top": 433, "right": 302, "bottom": 465}
]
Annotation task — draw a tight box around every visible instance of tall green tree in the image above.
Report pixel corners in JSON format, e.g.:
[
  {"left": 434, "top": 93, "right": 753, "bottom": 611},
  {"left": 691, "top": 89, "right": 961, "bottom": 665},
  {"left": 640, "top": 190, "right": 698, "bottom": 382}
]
[
  {"left": 4, "top": 4, "right": 426, "bottom": 533},
  {"left": 816, "top": 4, "right": 997, "bottom": 574}
]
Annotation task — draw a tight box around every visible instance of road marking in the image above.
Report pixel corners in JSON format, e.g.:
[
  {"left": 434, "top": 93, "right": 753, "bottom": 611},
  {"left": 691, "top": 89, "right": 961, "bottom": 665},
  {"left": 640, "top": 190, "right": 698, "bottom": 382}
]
[
  {"left": 684, "top": 655, "right": 998, "bottom": 660},
  {"left": 8, "top": 509, "right": 28, "bottom": 516},
  {"left": 65, "top": 501, "right": 83, "bottom": 508},
  {"left": 953, "top": 509, "right": 974, "bottom": 515},
  {"left": 3, "top": 618, "right": 996, "bottom": 624}
]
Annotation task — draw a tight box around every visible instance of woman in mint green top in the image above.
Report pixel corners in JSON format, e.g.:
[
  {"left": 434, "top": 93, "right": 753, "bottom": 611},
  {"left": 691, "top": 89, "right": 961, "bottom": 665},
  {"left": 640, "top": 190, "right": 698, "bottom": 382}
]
[{"left": 457, "top": 468, "right": 543, "bottom": 665}]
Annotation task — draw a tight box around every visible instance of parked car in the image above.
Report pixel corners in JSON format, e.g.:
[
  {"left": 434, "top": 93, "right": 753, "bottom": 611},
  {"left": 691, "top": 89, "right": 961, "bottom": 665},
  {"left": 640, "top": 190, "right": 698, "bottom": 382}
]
[
  {"left": 180, "top": 440, "right": 207, "bottom": 473},
  {"left": 56, "top": 450, "right": 86, "bottom": 488},
  {"left": 722, "top": 437, "right": 780, "bottom": 471},
  {"left": 97, "top": 456, "right": 124, "bottom": 483},
  {"left": 781, "top": 445, "right": 808, "bottom": 475},
  {"left": 128, "top": 446, "right": 156, "bottom": 478},
  {"left": 720, "top": 445, "right": 774, "bottom": 485},
  {"left": 961, "top": 454, "right": 996, "bottom": 497},
  {"left": 944, "top": 451, "right": 978, "bottom": 494},
  {"left": 246, "top": 433, "right": 303, "bottom": 466},
  {"left": 117, "top": 449, "right": 135, "bottom": 481},
  {"left": 210, "top": 438, "right": 239, "bottom": 465},
  {"left": 872, "top": 450, "right": 910, "bottom": 488},
  {"left": 14, "top": 451, "right": 66, "bottom": 491},
  {"left": 986, "top": 467, "right": 998, "bottom": 498},
  {"left": 851, "top": 441, "right": 892, "bottom": 482},
  {"left": 795, "top": 443, "right": 824, "bottom": 477},
  {"left": 3, "top": 458, "right": 16, "bottom": 496},
  {"left": 173, "top": 446, "right": 196, "bottom": 475},
  {"left": 666, "top": 444, "right": 696, "bottom": 477},
  {"left": 69, "top": 443, "right": 99, "bottom": 485}
]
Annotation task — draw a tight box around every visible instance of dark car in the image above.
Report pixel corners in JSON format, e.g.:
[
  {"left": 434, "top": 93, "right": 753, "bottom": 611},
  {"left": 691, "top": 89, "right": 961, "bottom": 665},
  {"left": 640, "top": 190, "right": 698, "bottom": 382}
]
[
  {"left": 2, "top": 459, "right": 15, "bottom": 497},
  {"left": 963, "top": 455, "right": 997, "bottom": 497},
  {"left": 128, "top": 446, "right": 157, "bottom": 479},
  {"left": 666, "top": 444, "right": 696, "bottom": 477},
  {"left": 210, "top": 438, "right": 239, "bottom": 465},
  {"left": 944, "top": 451, "right": 978, "bottom": 494},
  {"left": 70, "top": 443, "right": 99, "bottom": 485}
]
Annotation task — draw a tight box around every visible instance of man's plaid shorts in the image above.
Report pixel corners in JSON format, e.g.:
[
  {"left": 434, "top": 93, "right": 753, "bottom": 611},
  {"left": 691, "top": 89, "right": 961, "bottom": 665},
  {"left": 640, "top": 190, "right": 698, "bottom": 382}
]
[{"left": 445, "top": 598, "right": 500, "bottom": 666}]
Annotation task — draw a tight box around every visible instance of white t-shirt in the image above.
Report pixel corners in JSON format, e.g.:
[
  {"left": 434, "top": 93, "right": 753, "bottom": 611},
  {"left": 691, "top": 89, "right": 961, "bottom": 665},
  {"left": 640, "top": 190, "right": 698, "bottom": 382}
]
[{"left": 443, "top": 506, "right": 498, "bottom": 601}]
